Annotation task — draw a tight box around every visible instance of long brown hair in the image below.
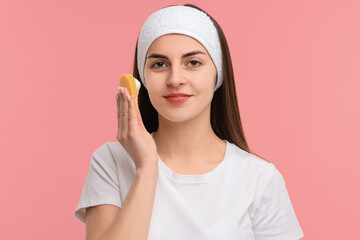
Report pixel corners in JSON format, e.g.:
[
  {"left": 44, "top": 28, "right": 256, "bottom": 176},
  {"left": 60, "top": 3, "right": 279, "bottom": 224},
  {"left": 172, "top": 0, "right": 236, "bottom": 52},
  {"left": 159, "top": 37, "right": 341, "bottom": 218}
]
[{"left": 132, "top": 4, "right": 268, "bottom": 161}]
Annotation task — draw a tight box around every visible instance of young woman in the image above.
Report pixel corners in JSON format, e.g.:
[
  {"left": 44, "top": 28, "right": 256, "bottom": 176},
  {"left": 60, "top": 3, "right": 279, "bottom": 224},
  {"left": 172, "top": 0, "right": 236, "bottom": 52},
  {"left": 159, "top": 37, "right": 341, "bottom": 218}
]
[{"left": 75, "top": 4, "right": 304, "bottom": 240}]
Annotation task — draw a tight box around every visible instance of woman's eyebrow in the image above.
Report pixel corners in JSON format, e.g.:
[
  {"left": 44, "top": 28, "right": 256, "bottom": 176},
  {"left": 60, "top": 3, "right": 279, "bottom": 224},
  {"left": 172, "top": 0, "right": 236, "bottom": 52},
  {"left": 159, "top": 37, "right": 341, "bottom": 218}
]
[
  {"left": 182, "top": 51, "right": 206, "bottom": 58},
  {"left": 147, "top": 51, "right": 206, "bottom": 60}
]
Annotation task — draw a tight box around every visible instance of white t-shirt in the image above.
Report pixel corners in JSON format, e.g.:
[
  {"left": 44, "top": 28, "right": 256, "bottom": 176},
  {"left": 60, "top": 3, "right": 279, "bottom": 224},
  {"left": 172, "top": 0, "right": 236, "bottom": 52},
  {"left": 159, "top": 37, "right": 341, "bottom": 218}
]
[{"left": 75, "top": 138, "right": 304, "bottom": 240}]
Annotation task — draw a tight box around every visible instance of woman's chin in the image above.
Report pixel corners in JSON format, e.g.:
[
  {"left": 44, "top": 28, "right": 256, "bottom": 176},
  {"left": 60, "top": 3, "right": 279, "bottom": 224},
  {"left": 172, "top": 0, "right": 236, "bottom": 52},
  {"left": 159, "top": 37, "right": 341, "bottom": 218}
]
[{"left": 158, "top": 112, "right": 193, "bottom": 124}]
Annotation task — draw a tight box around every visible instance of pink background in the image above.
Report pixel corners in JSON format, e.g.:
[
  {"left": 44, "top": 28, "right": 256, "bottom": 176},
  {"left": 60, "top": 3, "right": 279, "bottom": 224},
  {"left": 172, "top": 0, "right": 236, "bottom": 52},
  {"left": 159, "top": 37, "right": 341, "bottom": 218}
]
[{"left": 1, "top": 0, "right": 359, "bottom": 239}]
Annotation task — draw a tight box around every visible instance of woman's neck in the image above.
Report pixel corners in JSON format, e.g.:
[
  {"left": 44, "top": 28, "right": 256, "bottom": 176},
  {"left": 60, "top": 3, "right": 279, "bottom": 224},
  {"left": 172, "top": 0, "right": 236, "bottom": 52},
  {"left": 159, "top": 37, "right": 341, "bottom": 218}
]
[{"left": 152, "top": 114, "right": 224, "bottom": 166}]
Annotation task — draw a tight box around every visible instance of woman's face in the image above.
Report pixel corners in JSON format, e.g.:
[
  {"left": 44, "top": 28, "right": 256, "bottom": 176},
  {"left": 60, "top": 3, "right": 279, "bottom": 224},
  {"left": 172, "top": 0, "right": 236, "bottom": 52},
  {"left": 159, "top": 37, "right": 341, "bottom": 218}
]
[{"left": 143, "top": 33, "right": 217, "bottom": 123}]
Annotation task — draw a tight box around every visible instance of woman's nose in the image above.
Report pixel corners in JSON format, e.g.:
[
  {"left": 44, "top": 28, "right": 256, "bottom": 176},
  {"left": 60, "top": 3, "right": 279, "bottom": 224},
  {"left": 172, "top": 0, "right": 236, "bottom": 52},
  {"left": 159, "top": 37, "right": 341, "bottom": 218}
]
[{"left": 166, "top": 65, "right": 185, "bottom": 87}]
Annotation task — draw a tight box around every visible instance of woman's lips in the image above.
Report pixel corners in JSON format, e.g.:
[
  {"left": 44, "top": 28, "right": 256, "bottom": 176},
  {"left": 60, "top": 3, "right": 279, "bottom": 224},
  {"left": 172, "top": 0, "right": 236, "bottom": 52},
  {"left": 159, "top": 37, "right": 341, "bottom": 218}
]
[{"left": 165, "top": 96, "right": 190, "bottom": 104}]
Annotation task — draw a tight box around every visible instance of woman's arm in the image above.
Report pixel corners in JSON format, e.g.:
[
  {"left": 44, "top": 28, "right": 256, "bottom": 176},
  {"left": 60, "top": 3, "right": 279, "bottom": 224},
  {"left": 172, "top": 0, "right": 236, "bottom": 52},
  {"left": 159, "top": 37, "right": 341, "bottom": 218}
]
[{"left": 85, "top": 166, "right": 159, "bottom": 240}]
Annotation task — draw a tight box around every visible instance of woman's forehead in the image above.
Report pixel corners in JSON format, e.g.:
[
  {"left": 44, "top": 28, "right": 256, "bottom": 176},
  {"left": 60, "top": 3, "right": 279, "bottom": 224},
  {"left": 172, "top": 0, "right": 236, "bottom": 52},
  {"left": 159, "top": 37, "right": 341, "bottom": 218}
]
[{"left": 147, "top": 33, "right": 208, "bottom": 55}]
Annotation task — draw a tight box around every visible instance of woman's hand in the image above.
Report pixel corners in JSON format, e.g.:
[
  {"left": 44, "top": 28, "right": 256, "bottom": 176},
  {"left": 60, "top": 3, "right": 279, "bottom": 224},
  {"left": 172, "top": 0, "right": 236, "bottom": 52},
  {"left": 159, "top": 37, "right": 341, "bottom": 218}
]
[{"left": 116, "top": 87, "right": 158, "bottom": 172}]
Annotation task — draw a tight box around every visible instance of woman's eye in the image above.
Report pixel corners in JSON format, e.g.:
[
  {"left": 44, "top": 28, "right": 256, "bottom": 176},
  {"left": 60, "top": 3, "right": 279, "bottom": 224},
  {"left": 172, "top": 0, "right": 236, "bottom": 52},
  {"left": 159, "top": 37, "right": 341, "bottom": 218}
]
[
  {"left": 151, "top": 61, "right": 167, "bottom": 68},
  {"left": 188, "top": 60, "right": 202, "bottom": 67}
]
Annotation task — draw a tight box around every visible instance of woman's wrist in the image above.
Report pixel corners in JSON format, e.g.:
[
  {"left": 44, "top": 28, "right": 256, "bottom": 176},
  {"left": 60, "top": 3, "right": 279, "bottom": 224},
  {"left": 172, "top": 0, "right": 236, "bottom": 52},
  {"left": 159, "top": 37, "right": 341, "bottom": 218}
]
[{"left": 136, "top": 162, "right": 159, "bottom": 178}]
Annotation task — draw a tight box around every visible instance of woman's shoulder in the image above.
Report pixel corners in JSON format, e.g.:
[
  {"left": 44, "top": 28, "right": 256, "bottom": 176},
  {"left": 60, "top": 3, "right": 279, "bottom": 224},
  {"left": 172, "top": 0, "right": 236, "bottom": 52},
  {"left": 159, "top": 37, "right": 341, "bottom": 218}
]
[
  {"left": 227, "top": 141, "right": 276, "bottom": 177},
  {"left": 91, "top": 141, "right": 134, "bottom": 167},
  {"left": 92, "top": 141, "right": 126, "bottom": 156}
]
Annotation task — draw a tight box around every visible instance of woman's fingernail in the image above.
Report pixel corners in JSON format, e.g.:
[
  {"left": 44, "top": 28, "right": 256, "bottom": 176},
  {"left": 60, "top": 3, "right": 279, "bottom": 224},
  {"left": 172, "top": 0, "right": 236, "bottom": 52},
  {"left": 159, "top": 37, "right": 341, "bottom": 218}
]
[{"left": 127, "top": 94, "right": 131, "bottom": 102}]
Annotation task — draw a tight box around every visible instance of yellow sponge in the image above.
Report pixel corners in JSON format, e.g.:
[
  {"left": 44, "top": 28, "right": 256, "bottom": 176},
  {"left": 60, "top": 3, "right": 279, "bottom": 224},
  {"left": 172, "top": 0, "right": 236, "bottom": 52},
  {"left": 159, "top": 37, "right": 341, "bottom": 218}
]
[{"left": 119, "top": 74, "right": 139, "bottom": 109}]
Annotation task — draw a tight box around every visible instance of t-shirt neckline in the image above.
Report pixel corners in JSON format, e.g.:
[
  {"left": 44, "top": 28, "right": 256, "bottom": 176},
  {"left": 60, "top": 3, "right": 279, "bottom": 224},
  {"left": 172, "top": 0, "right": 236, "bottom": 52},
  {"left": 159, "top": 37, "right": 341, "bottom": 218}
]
[{"left": 151, "top": 132, "right": 231, "bottom": 182}]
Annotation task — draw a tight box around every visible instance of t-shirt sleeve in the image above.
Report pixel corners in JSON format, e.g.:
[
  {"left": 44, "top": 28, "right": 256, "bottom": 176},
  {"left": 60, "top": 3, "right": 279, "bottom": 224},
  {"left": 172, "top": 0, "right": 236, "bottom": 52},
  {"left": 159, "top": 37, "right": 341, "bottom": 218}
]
[
  {"left": 74, "top": 142, "right": 122, "bottom": 223},
  {"left": 252, "top": 164, "right": 304, "bottom": 240}
]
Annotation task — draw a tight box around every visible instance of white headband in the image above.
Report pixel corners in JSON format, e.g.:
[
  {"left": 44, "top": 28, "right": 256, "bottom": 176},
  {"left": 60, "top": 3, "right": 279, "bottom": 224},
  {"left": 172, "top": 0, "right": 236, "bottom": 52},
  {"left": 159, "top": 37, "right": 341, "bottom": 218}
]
[{"left": 137, "top": 5, "right": 223, "bottom": 92}]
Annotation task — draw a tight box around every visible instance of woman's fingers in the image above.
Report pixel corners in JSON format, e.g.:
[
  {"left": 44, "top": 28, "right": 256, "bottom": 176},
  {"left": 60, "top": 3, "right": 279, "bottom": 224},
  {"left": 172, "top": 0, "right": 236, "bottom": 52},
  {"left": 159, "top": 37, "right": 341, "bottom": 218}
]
[
  {"left": 116, "top": 91, "right": 121, "bottom": 129},
  {"left": 136, "top": 105, "right": 145, "bottom": 131},
  {"left": 117, "top": 87, "right": 146, "bottom": 141},
  {"left": 127, "top": 90, "right": 138, "bottom": 133},
  {"left": 121, "top": 87, "right": 129, "bottom": 138}
]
